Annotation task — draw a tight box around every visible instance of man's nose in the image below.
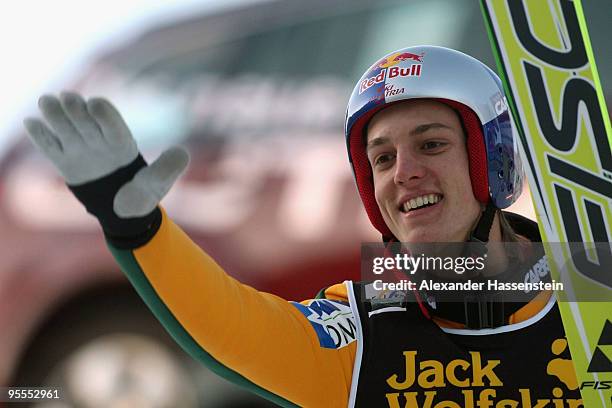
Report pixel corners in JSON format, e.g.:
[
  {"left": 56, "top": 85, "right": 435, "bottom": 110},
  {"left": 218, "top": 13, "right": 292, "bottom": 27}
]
[{"left": 394, "top": 150, "right": 426, "bottom": 185}]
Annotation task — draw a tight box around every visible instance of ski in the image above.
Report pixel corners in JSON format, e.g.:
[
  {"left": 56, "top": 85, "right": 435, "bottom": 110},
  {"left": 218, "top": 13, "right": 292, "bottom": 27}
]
[{"left": 480, "top": 0, "right": 612, "bottom": 406}]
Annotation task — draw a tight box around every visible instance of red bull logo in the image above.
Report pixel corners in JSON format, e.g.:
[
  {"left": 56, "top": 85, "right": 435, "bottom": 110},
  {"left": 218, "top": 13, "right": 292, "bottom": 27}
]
[
  {"left": 358, "top": 64, "right": 422, "bottom": 94},
  {"left": 376, "top": 51, "right": 424, "bottom": 69}
]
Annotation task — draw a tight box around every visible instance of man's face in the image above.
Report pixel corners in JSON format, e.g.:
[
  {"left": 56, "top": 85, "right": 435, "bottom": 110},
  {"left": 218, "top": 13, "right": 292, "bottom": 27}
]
[{"left": 366, "top": 99, "right": 482, "bottom": 243}]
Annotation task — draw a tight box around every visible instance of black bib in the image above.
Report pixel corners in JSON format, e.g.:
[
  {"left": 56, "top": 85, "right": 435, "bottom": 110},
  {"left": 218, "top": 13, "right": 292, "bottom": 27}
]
[{"left": 349, "top": 281, "right": 583, "bottom": 408}]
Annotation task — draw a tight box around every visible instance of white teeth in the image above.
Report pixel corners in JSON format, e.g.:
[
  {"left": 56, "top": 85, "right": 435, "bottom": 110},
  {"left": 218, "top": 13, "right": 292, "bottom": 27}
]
[{"left": 402, "top": 194, "right": 441, "bottom": 212}]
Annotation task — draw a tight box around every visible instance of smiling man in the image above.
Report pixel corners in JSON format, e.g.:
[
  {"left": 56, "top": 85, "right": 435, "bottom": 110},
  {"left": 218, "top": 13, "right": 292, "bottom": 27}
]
[
  {"left": 24, "top": 45, "right": 581, "bottom": 407},
  {"left": 365, "top": 100, "right": 485, "bottom": 243}
]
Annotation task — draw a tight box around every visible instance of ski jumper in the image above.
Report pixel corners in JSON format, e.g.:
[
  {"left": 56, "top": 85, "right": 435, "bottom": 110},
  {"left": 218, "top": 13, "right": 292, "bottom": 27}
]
[{"left": 102, "top": 207, "right": 582, "bottom": 407}]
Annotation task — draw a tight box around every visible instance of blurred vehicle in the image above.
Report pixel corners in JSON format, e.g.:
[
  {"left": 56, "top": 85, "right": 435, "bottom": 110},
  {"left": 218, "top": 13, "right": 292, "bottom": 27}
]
[{"left": 0, "top": 0, "right": 608, "bottom": 406}]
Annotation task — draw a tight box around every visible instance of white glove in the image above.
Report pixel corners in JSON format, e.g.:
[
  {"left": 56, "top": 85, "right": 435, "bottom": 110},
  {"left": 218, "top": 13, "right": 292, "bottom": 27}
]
[{"left": 24, "top": 92, "right": 189, "bottom": 218}]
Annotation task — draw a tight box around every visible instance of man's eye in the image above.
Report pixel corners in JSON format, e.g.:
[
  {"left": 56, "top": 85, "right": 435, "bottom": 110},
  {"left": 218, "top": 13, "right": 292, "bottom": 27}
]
[
  {"left": 374, "top": 153, "right": 394, "bottom": 166},
  {"left": 422, "top": 141, "right": 446, "bottom": 150}
]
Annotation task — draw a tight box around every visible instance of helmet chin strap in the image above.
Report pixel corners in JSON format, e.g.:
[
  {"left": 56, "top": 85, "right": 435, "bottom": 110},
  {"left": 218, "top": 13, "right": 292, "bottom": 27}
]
[{"left": 468, "top": 201, "right": 497, "bottom": 244}]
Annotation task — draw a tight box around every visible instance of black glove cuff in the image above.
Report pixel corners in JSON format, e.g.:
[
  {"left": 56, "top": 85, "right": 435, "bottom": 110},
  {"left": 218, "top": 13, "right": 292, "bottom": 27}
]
[{"left": 68, "top": 155, "right": 162, "bottom": 249}]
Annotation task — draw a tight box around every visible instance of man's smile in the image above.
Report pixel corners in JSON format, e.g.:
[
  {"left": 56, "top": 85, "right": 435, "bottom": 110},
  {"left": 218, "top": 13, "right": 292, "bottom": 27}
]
[{"left": 399, "top": 193, "right": 443, "bottom": 213}]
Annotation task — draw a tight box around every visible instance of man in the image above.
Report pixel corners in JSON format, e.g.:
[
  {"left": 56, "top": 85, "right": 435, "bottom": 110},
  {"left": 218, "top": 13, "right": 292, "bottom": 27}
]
[{"left": 25, "top": 46, "right": 581, "bottom": 407}]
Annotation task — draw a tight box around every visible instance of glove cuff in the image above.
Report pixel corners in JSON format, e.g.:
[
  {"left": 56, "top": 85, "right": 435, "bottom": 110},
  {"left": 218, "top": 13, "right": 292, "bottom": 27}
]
[{"left": 68, "top": 155, "right": 162, "bottom": 249}]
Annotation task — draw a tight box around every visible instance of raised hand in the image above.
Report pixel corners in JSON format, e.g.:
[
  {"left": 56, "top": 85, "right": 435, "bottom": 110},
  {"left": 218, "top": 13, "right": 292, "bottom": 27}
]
[{"left": 24, "top": 92, "right": 188, "bottom": 218}]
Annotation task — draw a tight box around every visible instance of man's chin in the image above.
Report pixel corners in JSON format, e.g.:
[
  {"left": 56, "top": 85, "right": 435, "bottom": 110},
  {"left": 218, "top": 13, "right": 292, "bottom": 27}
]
[{"left": 397, "top": 229, "right": 441, "bottom": 244}]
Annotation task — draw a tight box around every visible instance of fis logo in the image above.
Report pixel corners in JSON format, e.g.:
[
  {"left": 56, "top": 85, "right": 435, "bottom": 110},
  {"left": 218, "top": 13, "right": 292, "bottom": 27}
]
[
  {"left": 579, "top": 381, "right": 611, "bottom": 389},
  {"left": 587, "top": 319, "right": 612, "bottom": 373}
]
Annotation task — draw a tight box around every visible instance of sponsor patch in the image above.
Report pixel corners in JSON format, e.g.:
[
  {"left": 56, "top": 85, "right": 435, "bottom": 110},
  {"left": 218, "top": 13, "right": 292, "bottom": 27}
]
[
  {"left": 358, "top": 64, "right": 422, "bottom": 94},
  {"left": 523, "top": 255, "right": 550, "bottom": 292},
  {"left": 291, "top": 299, "right": 357, "bottom": 349},
  {"left": 364, "top": 282, "right": 410, "bottom": 311}
]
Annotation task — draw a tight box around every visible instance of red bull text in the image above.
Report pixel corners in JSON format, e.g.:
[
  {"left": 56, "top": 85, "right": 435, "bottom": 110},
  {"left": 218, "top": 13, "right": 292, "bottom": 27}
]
[{"left": 359, "top": 64, "right": 422, "bottom": 94}]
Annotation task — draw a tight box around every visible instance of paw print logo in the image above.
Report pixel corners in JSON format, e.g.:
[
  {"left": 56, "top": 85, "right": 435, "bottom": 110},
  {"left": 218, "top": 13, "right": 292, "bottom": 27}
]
[{"left": 547, "top": 338, "right": 578, "bottom": 390}]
